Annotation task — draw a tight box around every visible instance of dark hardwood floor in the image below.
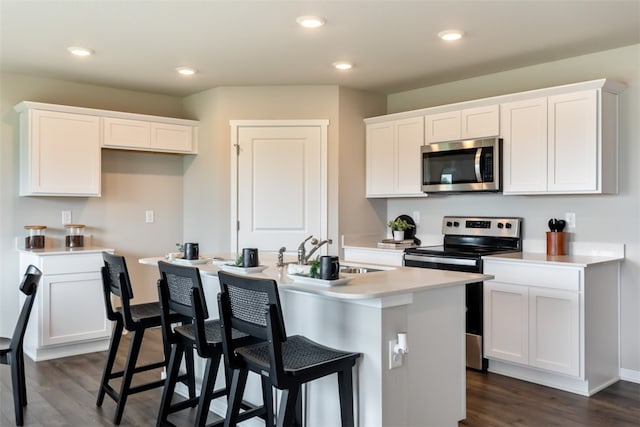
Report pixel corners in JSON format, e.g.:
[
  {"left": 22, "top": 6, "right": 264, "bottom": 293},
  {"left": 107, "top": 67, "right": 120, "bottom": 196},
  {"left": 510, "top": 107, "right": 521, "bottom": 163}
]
[{"left": 1, "top": 328, "right": 639, "bottom": 426}]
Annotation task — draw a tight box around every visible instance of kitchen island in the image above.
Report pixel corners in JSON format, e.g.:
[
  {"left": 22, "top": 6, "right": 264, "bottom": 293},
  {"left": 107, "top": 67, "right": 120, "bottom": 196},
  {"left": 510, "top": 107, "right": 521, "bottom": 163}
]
[{"left": 140, "top": 254, "right": 490, "bottom": 427}]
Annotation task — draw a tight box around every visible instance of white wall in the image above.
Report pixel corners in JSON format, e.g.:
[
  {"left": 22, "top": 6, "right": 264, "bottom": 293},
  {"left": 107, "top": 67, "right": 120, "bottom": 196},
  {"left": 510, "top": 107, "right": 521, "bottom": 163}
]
[
  {"left": 181, "top": 85, "right": 386, "bottom": 256},
  {"left": 0, "top": 73, "right": 189, "bottom": 334},
  {"left": 386, "top": 44, "right": 640, "bottom": 375}
]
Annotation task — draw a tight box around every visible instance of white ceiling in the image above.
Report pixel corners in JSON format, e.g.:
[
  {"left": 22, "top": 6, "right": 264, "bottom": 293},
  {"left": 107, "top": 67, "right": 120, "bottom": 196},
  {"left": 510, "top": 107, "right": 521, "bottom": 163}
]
[{"left": 1, "top": 1, "right": 639, "bottom": 97}]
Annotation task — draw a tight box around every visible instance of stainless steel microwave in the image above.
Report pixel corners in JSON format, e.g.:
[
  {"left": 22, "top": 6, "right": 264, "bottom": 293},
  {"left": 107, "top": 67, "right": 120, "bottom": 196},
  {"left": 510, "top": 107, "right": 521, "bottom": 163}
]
[{"left": 421, "top": 138, "right": 501, "bottom": 193}]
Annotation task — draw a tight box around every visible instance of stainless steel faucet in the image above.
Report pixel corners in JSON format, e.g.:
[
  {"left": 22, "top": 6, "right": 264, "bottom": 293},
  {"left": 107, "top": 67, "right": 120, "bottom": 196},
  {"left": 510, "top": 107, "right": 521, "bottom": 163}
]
[
  {"left": 297, "top": 235, "right": 333, "bottom": 264},
  {"left": 297, "top": 235, "right": 314, "bottom": 264}
]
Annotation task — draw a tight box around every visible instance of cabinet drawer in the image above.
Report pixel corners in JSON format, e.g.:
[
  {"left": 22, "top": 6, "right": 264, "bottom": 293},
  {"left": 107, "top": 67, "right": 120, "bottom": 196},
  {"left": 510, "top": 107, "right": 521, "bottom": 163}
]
[
  {"left": 484, "top": 262, "right": 581, "bottom": 291},
  {"left": 41, "top": 253, "right": 104, "bottom": 275}
]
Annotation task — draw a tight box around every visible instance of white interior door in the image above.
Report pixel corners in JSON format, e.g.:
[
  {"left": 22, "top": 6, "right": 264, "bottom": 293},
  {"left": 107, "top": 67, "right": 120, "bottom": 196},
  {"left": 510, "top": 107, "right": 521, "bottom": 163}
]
[{"left": 230, "top": 120, "right": 328, "bottom": 254}]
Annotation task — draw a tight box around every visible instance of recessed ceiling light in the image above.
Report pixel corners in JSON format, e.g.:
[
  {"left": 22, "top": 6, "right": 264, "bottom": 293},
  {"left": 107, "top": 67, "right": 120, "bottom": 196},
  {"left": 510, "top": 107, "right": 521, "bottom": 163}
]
[
  {"left": 438, "top": 30, "right": 464, "bottom": 41},
  {"left": 332, "top": 61, "right": 353, "bottom": 71},
  {"left": 67, "top": 46, "right": 94, "bottom": 56},
  {"left": 296, "top": 15, "right": 326, "bottom": 28},
  {"left": 176, "top": 67, "right": 197, "bottom": 76}
]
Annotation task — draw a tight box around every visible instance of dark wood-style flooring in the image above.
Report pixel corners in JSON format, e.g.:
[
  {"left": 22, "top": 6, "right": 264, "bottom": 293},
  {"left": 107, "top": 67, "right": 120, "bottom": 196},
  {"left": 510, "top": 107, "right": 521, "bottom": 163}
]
[{"left": 1, "top": 328, "right": 639, "bottom": 426}]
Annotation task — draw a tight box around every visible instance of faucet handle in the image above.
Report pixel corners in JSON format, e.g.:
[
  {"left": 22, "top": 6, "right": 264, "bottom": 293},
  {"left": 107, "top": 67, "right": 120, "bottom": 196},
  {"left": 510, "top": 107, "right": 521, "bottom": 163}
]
[{"left": 277, "top": 246, "right": 286, "bottom": 267}]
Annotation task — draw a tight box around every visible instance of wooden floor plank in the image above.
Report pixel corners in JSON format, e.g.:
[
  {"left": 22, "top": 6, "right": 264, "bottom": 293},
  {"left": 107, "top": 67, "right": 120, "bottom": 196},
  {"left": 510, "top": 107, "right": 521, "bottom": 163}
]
[{"left": 1, "top": 328, "right": 638, "bottom": 426}]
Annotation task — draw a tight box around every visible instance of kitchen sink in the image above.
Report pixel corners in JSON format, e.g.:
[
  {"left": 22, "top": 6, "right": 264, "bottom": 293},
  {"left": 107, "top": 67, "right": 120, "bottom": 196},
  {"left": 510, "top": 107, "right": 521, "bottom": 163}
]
[{"left": 340, "top": 264, "right": 389, "bottom": 274}]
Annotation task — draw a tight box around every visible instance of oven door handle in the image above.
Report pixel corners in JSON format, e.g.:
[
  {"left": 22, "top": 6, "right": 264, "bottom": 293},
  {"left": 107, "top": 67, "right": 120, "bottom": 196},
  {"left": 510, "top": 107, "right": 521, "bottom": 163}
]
[{"left": 404, "top": 254, "right": 478, "bottom": 267}]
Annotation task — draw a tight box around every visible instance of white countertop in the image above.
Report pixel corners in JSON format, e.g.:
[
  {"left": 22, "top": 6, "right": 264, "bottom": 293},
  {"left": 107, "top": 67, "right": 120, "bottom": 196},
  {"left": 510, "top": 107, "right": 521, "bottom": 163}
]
[
  {"left": 483, "top": 251, "right": 624, "bottom": 267},
  {"left": 17, "top": 246, "right": 114, "bottom": 256},
  {"left": 139, "top": 253, "right": 490, "bottom": 301}
]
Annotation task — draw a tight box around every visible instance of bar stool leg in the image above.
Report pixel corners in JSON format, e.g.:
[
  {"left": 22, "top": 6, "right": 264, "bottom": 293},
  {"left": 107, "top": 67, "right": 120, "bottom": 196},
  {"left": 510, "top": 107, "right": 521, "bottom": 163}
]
[
  {"left": 337, "top": 368, "right": 356, "bottom": 427},
  {"left": 113, "top": 328, "right": 145, "bottom": 425},
  {"left": 184, "top": 346, "right": 197, "bottom": 399},
  {"left": 224, "top": 369, "right": 249, "bottom": 427},
  {"left": 260, "top": 376, "right": 275, "bottom": 427},
  {"left": 156, "top": 343, "right": 185, "bottom": 427},
  {"left": 96, "top": 320, "right": 124, "bottom": 407},
  {"left": 277, "top": 386, "right": 301, "bottom": 427},
  {"left": 10, "top": 352, "right": 24, "bottom": 426},
  {"left": 194, "top": 352, "right": 222, "bottom": 427}
]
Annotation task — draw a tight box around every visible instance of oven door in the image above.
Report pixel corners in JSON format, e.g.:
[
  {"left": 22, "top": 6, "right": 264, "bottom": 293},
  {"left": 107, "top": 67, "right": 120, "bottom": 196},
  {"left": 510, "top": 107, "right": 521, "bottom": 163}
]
[
  {"left": 421, "top": 138, "right": 501, "bottom": 193},
  {"left": 404, "top": 252, "right": 487, "bottom": 370}
]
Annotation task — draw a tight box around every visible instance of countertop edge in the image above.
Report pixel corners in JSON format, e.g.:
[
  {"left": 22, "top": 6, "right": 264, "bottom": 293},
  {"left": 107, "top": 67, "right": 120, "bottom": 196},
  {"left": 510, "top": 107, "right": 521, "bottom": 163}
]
[{"left": 483, "top": 251, "right": 624, "bottom": 267}]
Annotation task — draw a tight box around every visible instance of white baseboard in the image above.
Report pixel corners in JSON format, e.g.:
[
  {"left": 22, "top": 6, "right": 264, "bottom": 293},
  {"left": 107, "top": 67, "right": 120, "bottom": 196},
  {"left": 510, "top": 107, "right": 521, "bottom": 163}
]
[{"left": 620, "top": 368, "right": 640, "bottom": 384}]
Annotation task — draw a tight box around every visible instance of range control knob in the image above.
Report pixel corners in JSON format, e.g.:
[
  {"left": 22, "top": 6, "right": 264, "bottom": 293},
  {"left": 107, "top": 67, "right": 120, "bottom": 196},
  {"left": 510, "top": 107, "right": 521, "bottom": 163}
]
[
  {"left": 446, "top": 221, "right": 453, "bottom": 227},
  {"left": 453, "top": 221, "right": 460, "bottom": 227},
  {"left": 497, "top": 223, "right": 504, "bottom": 229},
  {"left": 505, "top": 223, "right": 513, "bottom": 229}
]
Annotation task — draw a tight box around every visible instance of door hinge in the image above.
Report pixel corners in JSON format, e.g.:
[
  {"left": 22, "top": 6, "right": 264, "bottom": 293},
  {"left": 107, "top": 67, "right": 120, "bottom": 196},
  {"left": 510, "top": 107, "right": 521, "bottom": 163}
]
[
  {"left": 237, "top": 220, "right": 240, "bottom": 231},
  {"left": 234, "top": 144, "right": 240, "bottom": 156}
]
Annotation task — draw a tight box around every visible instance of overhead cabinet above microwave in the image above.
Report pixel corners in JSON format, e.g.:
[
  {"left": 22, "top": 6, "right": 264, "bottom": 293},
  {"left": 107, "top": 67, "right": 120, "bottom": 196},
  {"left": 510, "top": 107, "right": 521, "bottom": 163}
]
[
  {"left": 425, "top": 105, "right": 499, "bottom": 144},
  {"left": 364, "top": 79, "right": 624, "bottom": 198},
  {"left": 14, "top": 101, "right": 198, "bottom": 197}
]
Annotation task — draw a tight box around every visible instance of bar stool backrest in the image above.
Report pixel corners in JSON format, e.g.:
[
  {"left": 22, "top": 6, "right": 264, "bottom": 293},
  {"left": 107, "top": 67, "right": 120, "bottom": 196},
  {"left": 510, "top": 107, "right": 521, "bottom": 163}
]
[
  {"left": 217, "top": 271, "right": 288, "bottom": 386},
  {"left": 101, "top": 252, "right": 136, "bottom": 329},
  {"left": 157, "top": 261, "right": 212, "bottom": 358},
  {"left": 11, "top": 265, "right": 41, "bottom": 350}
]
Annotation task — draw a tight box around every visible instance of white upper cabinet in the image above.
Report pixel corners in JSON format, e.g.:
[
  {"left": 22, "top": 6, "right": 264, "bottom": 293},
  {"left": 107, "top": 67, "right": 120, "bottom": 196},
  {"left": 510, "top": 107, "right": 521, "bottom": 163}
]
[
  {"left": 15, "top": 101, "right": 199, "bottom": 197},
  {"left": 366, "top": 116, "right": 424, "bottom": 197},
  {"left": 425, "top": 110, "right": 461, "bottom": 143},
  {"left": 103, "top": 117, "right": 196, "bottom": 153},
  {"left": 18, "top": 108, "right": 101, "bottom": 197},
  {"left": 425, "top": 105, "right": 499, "bottom": 143},
  {"left": 501, "top": 97, "right": 548, "bottom": 193},
  {"left": 462, "top": 105, "right": 500, "bottom": 139},
  {"left": 547, "top": 90, "right": 598, "bottom": 192},
  {"left": 501, "top": 83, "right": 621, "bottom": 195}
]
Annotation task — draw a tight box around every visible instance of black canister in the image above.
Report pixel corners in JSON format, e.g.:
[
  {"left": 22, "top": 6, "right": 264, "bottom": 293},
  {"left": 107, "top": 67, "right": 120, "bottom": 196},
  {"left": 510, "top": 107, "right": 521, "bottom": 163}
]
[
  {"left": 242, "top": 248, "right": 259, "bottom": 267},
  {"left": 184, "top": 242, "right": 199, "bottom": 260}
]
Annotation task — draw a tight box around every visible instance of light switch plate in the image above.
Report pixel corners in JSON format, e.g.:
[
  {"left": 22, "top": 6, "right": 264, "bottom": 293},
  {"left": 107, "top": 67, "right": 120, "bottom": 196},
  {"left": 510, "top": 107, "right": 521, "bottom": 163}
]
[
  {"left": 61, "top": 210, "right": 71, "bottom": 225},
  {"left": 389, "top": 339, "right": 402, "bottom": 369},
  {"left": 565, "top": 212, "right": 576, "bottom": 230},
  {"left": 145, "top": 210, "right": 154, "bottom": 223}
]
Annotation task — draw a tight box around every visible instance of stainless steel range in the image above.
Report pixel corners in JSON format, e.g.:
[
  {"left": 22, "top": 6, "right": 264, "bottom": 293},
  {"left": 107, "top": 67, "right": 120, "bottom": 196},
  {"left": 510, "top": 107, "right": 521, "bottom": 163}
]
[{"left": 404, "top": 216, "right": 523, "bottom": 370}]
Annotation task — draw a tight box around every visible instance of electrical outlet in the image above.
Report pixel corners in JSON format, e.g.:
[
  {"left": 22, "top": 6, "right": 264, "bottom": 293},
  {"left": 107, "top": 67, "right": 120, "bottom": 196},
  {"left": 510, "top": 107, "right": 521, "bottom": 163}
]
[
  {"left": 389, "top": 339, "right": 402, "bottom": 369},
  {"left": 565, "top": 212, "right": 576, "bottom": 230},
  {"left": 145, "top": 210, "right": 154, "bottom": 223},
  {"left": 412, "top": 211, "right": 420, "bottom": 225},
  {"left": 61, "top": 210, "right": 72, "bottom": 225}
]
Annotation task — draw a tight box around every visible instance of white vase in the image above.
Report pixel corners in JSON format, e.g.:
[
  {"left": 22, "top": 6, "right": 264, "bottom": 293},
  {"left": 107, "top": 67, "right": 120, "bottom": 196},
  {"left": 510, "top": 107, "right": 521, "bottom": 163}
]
[{"left": 393, "top": 230, "right": 405, "bottom": 241}]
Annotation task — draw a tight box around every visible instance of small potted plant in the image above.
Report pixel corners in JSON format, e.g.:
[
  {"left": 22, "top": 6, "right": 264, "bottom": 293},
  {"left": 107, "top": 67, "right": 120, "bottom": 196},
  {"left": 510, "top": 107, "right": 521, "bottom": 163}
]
[{"left": 387, "top": 218, "right": 414, "bottom": 241}]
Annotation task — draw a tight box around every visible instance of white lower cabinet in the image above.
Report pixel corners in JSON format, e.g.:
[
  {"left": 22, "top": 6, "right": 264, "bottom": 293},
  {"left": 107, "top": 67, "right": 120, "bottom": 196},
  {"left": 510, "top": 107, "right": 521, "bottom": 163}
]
[
  {"left": 485, "top": 281, "right": 579, "bottom": 376},
  {"left": 483, "top": 257, "right": 620, "bottom": 396},
  {"left": 18, "top": 249, "right": 113, "bottom": 361},
  {"left": 528, "top": 286, "right": 580, "bottom": 376}
]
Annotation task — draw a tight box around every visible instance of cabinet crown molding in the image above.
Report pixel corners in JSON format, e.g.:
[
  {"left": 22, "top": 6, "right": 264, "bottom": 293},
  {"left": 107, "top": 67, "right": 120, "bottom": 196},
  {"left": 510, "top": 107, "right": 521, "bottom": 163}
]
[
  {"left": 364, "top": 78, "right": 626, "bottom": 124},
  {"left": 14, "top": 101, "right": 199, "bottom": 126}
]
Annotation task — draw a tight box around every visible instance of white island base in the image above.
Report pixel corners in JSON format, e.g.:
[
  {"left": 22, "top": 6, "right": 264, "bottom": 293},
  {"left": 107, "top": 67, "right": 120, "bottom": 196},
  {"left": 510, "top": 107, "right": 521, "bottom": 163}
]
[
  {"left": 141, "top": 256, "right": 487, "bottom": 427},
  {"left": 277, "top": 285, "right": 465, "bottom": 427}
]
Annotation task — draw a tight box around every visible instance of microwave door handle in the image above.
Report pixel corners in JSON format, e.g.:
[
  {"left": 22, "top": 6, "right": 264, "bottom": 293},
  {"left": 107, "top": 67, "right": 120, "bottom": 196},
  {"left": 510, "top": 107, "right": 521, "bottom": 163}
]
[{"left": 474, "top": 148, "right": 482, "bottom": 182}]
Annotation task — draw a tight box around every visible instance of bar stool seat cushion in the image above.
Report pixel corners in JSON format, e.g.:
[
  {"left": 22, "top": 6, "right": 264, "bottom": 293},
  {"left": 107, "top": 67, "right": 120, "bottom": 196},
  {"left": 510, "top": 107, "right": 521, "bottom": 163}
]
[
  {"left": 174, "top": 319, "right": 249, "bottom": 344},
  {"left": 238, "top": 335, "right": 359, "bottom": 375},
  {"left": 121, "top": 302, "right": 163, "bottom": 326}
]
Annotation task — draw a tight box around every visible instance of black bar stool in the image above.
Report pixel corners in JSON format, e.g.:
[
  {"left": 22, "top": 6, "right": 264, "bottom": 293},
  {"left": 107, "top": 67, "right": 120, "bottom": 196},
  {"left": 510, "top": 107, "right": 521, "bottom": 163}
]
[
  {"left": 97, "top": 252, "right": 196, "bottom": 425},
  {"left": 217, "top": 271, "right": 361, "bottom": 427},
  {"left": 0, "top": 265, "right": 41, "bottom": 426},
  {"left": 156, "top": 261, "right": 273, "bottom": 427}
]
